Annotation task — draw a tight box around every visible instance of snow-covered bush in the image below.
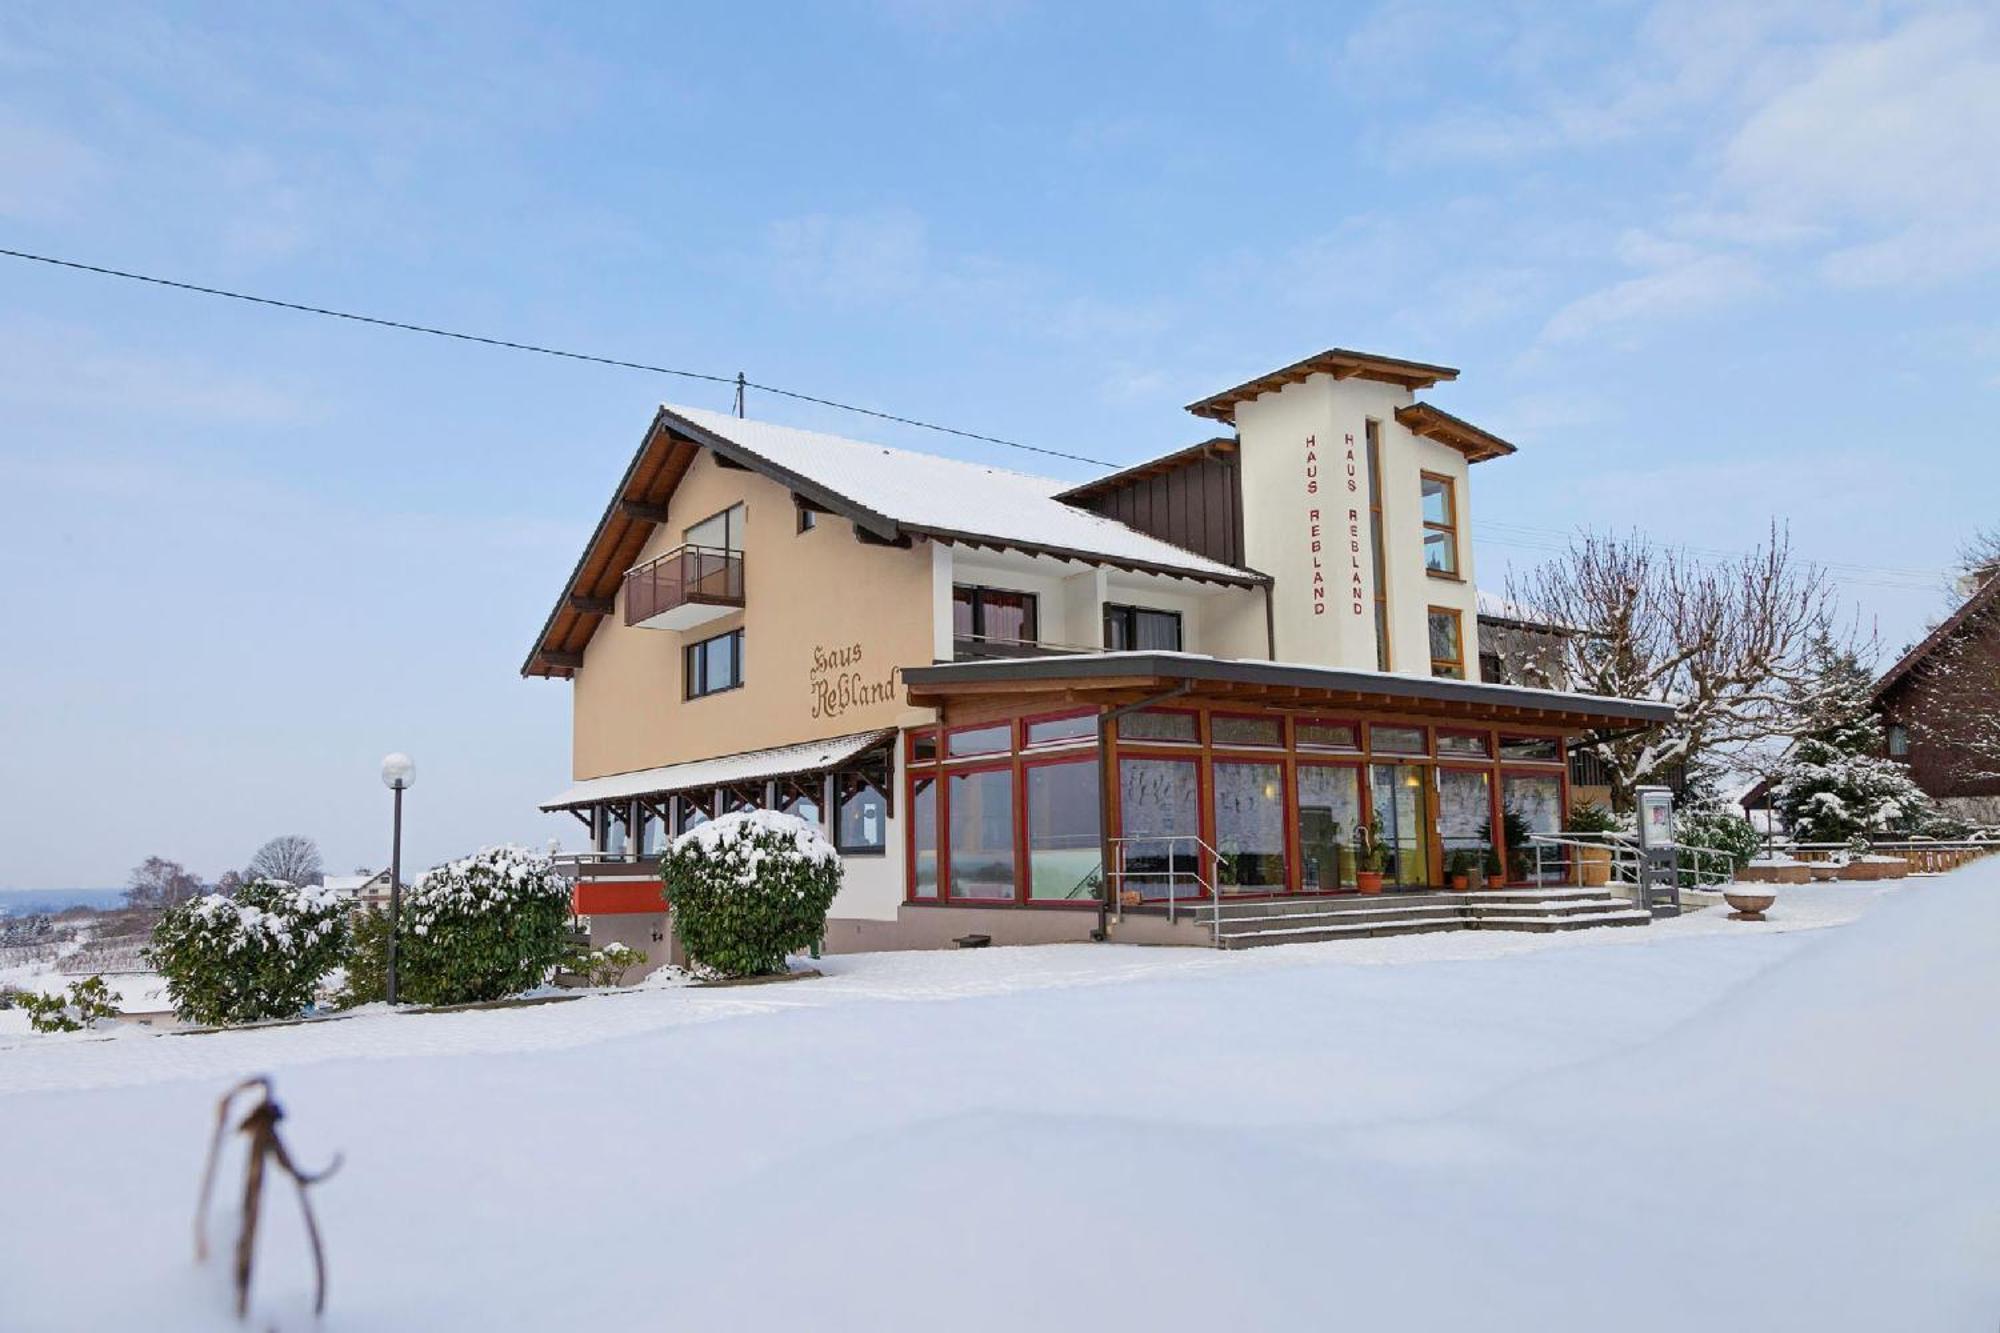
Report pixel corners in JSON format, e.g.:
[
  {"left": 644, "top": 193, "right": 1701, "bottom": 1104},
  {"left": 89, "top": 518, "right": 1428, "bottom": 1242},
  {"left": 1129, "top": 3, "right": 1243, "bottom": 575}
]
[
  {"left": 570, "top": 941, "right": 648, "bottom": 988},
  {"left": 395, "top": 845, "right": 574, "bottom": 1005},
  {"left": 1677, "top": 809, "right": 1763, "bottom": 871},
  {"left": 148, "top": 880, "right": 349, "bottom": 1026},
  {"left": 19, "top": 975, "right": 119, "bottom": 1033},
  {"left": 330, "top": 904, "right": 394, "bottom": 1009},
  {"left": 662, "top": 811, "right": 842, "bottom": 978}
]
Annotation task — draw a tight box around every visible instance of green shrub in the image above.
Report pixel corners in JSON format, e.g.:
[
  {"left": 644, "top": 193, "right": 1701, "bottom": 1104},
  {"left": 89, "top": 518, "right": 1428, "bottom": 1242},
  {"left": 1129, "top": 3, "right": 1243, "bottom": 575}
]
[
  {"left": 1677, "top": 809, "right": 1764, "bottom": 875},
  {"left": 663, "top": 811, "right": 842, "bottom": 978},
  {"left": 148, "top": 881, "right": 349, "bottom": 1026},
  {"left": 395, "top": 846, "right": 573, "bottom": 1005},
  {"left": 1568, "top": 800, "right": 1621, "bottom": 835},
  {"left": 20, "top": 976, "right": 120, "bottom": 1033},
  {"left": 331, "top": 905, "right": 394, "bottom": 1009},
  {"left": 568, "top": 941, "right": 648, "bottom": 988}
]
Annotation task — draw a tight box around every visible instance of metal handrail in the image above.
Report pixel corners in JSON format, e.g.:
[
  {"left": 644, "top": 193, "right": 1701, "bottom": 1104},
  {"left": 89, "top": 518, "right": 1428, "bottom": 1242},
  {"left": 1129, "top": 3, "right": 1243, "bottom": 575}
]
[
  {"left": 1107, "top": 833, "right": 1223, "bottom": 944},
  {"left": 623, "top": 543, "right": 744, "bottom": 625}
]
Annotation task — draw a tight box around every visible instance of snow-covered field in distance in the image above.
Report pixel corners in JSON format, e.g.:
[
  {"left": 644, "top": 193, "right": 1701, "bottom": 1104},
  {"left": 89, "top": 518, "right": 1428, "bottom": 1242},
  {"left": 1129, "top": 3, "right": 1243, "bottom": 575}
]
[{"left": 3, "top": 871, "right": 1995, "bottom": 1331}]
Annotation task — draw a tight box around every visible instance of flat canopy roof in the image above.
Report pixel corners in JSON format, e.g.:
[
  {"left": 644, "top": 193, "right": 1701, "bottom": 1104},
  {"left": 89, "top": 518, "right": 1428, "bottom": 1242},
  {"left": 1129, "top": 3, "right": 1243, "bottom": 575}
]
[
  {"left": 1187, "top": 347, "right": 1460, "bottom": 423},
  {"left": 541, "top": 727, "right": 895, "bottom": 811},
  {"left": 902, "top": 652, "right": 1676, "bottom": 729}
]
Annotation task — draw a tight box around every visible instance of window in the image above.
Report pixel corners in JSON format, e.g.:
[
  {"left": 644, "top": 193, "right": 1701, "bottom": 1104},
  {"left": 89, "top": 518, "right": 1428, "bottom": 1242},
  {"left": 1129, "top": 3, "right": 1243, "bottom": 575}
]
[
  {"left": 1213, "top": 761, "right": 1287, "bottom": 890},
  {"left": 778, "top": 778, "right": 821, "bottom": 828},
  {"left": 1366, "top": 420, "right": 1391, "bottom": 671},
  {"left": 1438, "top": 768, "right": 1495, "bottom": 865},
  {"left": 909, "top": 729, "right": 939, "bottom": 763},
  {"left": 1498, "top": 735, "right": 1562, "bottom": 763},
  {"left": 1026, "top": 760, "right": 1101, "bottom": 900},
  {"left": 836, "top": 773, "right": 887, "bottom": 854},
  {"left": 946, "top": 723, "right": 1012, "bottom": 758},
  {"left": 953, "top": 585, "right": 1039, "bottom": 648},
  {"left": 1501, "top": 772, "right": 1565, "bottom": 883},
  {"left": 683, "top": 503, "right": 744, "bottom": 553},
  {"left": 796, "top": 506, "right": 817, "bottom": 534},
  {"left": 1117, "top": 757, "right": 1200, "bottom": 898},
  {"left": 1887, "top": 723, "right": 1910, "bottom": 757},
  {"left": 637, "top": 806, "right": 665, "bottom": 856},
  {"left": 675, "top": 792, "right": 712, "bottom": 835},
  {"left": 684, "top": 628, "right": 743, "bottom": 698},
  {"left": 1297, "top": 764, "right": 1362, "bottom": 889},
  {"left": 1119, "top": 709, "right": 1198, "bottom": 744},
  {"left": 1104, "top": 604, "right": 1183, "bottom": 652},
  {"left": 1026, "top": 712, "right": 1096, "bottom": 747},
  {"left": 1296, "top": 719, "right": 1360, "bottom": 751},
  {"left": 1428, "top": 607, "right": 1465, "bottom": 679},
  {"left": 946, "top": 768, "right": 1016, "bottom": 899},
  {"left": 1421, "top": 473, "right": 1460, "bottom": 577},
  {"left": 1211, "top": 714, "right": 1282, "bottom": 748},
  {"left": 1370, "top": 724, "right": 1428, "bottom": 755},
  {"left": 911, "top": 775, "right": 939, "bottom": 899},
  {"left": 1437, "top": 730, "right": 1490, "bottom": 758},
  {"left": 597, "top": 804, "right": 629, "bottom": 856}
]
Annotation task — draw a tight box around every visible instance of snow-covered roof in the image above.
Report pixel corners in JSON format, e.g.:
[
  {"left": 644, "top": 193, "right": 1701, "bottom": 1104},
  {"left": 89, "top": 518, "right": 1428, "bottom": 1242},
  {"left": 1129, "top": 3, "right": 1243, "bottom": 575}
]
[
  {"left": 659, "top": 405, "right": 1258, "bottom": 584},
  {"left": 321, "top": 872, "right": 387, "bottom": 895},
  {"left": 541, "top": 728, "right": 895, "bottom": 810}
]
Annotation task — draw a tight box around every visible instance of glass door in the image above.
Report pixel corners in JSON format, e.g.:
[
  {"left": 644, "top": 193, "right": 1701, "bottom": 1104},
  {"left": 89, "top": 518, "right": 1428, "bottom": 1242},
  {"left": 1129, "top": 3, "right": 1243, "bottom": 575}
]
[{"left": 1369, "top": 763, "right": 1432, "bottom": 888}]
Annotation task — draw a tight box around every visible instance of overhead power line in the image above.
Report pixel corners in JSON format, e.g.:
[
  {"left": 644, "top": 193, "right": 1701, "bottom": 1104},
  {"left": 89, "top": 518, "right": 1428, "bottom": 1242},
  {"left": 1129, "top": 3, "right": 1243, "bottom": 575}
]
[
  {"left": 0, "top": 246, "right": 1119, "bottom": 469},
  {"left": 0, "top": 246, "right": 1961, "bottom": 596}
]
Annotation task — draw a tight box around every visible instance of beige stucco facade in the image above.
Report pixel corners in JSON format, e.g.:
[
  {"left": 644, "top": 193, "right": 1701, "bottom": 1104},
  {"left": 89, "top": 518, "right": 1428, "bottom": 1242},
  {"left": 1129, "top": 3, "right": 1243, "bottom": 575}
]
[
  {"left": 571, "top": 451, "right": 938, "bottom": 782},
  {"left": 1235, "top": 372, "right": 1481, "bottom": 679}
]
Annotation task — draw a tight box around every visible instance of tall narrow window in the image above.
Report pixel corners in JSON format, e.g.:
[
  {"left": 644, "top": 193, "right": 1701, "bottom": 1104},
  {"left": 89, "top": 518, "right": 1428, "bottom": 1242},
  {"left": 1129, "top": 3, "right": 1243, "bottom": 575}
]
[
  {"left": 1365, "top": 420, "right": 1390, "bottom": 671},
  {"left": 684, "top": 628, "right": 744, "bottom": 698},
  {"left": 1886, "top": 723, "right": 1910, "bottom": 757},
  {"left": 1427, "top": 607, "right": 1465, "bottom": 679},
  {"left": 1421, "top": 473, "right": 1459, "bottom": 576}
]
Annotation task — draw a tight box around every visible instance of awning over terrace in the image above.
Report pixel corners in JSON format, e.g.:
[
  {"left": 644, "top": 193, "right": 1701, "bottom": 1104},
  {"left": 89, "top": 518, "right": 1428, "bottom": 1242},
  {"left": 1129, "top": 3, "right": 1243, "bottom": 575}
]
[
  {"left": 901, "top": 652, "right": 1676, "bottom": 730},
  {"left": 540, "top": 727, "right": 897, "bottom": 812}
]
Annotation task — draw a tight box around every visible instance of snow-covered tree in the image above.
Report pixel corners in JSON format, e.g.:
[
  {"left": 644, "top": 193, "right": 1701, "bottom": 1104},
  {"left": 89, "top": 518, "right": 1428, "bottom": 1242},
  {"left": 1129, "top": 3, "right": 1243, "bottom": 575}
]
[
  {"left": 1771, "top": 640, "right": 1937, "bottom": 844},
  {"left": 1504, "top": 525, "right": 1843, "bottom": 809},
  {"left": 148, "top": 879, "right": 350, "bottom": 1026}
]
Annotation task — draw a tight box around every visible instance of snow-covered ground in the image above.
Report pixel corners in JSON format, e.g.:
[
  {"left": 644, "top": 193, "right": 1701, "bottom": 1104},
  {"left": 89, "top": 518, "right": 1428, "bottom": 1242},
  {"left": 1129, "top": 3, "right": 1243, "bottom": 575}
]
[{"left": 3, "top": 873, "right": 1995, "bottom": 1330}]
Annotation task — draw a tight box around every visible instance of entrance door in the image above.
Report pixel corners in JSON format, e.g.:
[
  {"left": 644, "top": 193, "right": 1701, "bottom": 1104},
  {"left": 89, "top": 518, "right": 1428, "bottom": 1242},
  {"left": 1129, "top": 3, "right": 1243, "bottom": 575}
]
[{"left": 1369, "top": 763, "right": 1432, "bottom": 888}]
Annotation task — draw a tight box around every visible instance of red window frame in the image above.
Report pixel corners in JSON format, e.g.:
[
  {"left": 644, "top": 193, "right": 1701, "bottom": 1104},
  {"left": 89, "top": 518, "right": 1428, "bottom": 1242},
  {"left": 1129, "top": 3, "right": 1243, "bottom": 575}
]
[
  {"left": 1294, "top": 716, "right": 1362, "bottom": 752},
  {"left": 1496, "top": 733, "right": 1564, "bottom": 765},
  {"left": 907, "top": 728, "right": 940, "bottom": 764},
  {"left": 944, "top": 720, "right": 1014, "bottom": 760},
  {"left": 1497, "top": 765, "right": 1573, "bottom": 886},
  {"left": 907, "top": 770, "right": 942, "bottom": 900},
  {"left": 1368, "top": 721, "right": 1432, "bottom": 756},
  {"left": 1021, "top": 752, "right": 1102, "bottom": 908},
  {"left": 1114, "top": 706, "right": 1203, "bottom": 747},
  {"left": 1111, "top": 751, "right": 1211, "bottom": 900},
  {"left": 1294, "top": 758, "right": 1366, "bottom": 891},
  {"left": 1208, "top": 711, "right": 1286, "bottom": 750},
  {"left": 1210, "top": 756, "right": 1291, "bottom": 894},
  {"left": 1435, "top": 726, "right": 1494, "bottom": 760},
  {"left": 1021, "top": 707, "right": 1098, "bottom": 750},
  {"left": 940, "top": 758, "right": 1021, "bottom": 904}
]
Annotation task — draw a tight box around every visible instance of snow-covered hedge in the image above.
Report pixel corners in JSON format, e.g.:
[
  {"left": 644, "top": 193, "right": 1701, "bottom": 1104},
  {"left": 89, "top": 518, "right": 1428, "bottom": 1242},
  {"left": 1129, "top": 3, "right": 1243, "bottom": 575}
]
[
  {"left": 394, "top": 845, "right": 574, "bottom": 1005},
  {"left": 663, "top": 811, "right": 842, "bottom": 978},
  {"left": 19, "top": 976, "right": 119, "bottom": 1034},
  {"left": 148, "top": 880, "right": 350, "bottom": 1026}
]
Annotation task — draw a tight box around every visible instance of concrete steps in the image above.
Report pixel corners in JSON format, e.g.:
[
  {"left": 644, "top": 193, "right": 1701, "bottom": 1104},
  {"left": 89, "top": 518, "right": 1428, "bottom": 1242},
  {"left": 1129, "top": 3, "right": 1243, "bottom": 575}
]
[{"left": 1174, "top": 886, "right": 1653, "bottom": 950}]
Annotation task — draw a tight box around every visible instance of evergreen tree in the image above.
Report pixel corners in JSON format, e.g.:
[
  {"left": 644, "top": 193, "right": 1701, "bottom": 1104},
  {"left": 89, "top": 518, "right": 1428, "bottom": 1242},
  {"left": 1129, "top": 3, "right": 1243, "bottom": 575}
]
[{"left": 1772, "top": 638, "right": 1937, "bottom": 843}]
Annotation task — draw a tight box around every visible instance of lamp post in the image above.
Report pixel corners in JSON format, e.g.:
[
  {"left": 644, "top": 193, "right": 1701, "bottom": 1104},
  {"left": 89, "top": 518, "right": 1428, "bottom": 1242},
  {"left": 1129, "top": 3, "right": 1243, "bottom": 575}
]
[{"left": 380, "top": 753, "right": 415, "bottom": 1005}]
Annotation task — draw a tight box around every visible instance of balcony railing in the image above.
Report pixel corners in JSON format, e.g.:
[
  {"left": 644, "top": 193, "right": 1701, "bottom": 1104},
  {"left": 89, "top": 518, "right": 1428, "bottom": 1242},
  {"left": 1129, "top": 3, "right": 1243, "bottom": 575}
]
[{"left": 624, "top": 544, "right": 744, "bottom": 631}]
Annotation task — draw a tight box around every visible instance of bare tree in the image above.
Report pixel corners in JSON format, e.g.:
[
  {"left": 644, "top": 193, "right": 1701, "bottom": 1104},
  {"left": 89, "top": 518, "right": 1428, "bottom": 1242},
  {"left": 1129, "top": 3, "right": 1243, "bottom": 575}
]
[
  {"left": 1956, "top": 526, "right": 2000, "bottom": 583},
  {"left": 247, "top": 835, "right": 324, "bottom": 888},
  {"left": 1504, "top": 525, "right": 1846, "bottom": 810},
  {"left": 125, "top": 856, "right": 204, "bottom": 910}
]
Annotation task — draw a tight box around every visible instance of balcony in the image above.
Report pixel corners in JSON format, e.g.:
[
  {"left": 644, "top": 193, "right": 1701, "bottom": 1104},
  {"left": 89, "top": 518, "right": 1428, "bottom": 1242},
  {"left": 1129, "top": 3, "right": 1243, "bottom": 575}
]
[{"left": 624, "top": 544, "right": 744, "bottom": 631}]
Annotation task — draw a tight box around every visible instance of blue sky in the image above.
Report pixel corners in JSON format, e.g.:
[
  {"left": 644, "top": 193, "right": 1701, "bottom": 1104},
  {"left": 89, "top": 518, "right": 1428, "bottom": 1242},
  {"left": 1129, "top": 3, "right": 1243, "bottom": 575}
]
[{"left": 2, "top": 1, "right": 1996, "bottom": 888}]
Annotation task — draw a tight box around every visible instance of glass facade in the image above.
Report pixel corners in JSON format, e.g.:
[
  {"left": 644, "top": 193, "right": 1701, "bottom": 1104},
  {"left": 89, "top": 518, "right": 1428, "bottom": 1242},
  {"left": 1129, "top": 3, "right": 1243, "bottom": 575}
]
[
  {"left": 1297, "top": 764, "right": 1361, "bottom": 890},
  {"left": 1026, "top": 761, "right": 1101, "bottom": 900},
  {"left": 910, "top": 775, "right": 939, "bottom": 898},
  {"left": 1369, "top": 763, "right": 1431, "bottom": 886},
  {"left": 1213, "top": 761, "right": 1287, "bottom": 891},
  {"left": 946, "top": 768, "right": 1015, "bottom": 899},
  {"left": 1118, "top": 756, "right": 1200, "bottom": 899},
  {"left": 1437, "top": 768, "right": 1495, "bottom": 868}
]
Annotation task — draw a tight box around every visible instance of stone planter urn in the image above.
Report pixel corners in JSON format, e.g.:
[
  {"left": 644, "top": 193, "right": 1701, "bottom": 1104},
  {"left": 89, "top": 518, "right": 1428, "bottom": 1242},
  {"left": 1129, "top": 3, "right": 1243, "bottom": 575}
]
[
  {"left": 1724, "top": 889, "right": 1777, "bottom": 921},
  {"left": 1356, "top": 871, "right": 1384, "bottom": 895}
]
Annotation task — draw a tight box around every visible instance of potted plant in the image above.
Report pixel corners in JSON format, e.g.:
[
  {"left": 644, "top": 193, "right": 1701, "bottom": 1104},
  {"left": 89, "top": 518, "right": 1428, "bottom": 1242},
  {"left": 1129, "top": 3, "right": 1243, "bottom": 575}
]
[
  {"left": 1354, "top": 818, "right": 1388, "bottom": 895},
  {"left": 1568, "top": 800, "right": 1619, "bottom": 887},
  {"left": 1447, "top": 849, "right": 1474, "bottom": 892},
  {"left": 1483, "top": 844, "right": 1506, "bottom": 889}
]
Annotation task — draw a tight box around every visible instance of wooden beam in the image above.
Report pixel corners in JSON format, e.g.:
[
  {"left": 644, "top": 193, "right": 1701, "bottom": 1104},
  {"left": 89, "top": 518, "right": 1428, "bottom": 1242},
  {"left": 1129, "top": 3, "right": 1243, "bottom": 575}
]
[
  {"left": 568, "top": 593, "right": 615, "bottom": 615},
  {"left": 853, "top": 523, "right": 912, "bottom": 548},
  {"left": 618, "top": 499, "right": 673, "bottom": 524},
  {"left": 540, "top": 649, "right": 585, "bottom": 669}
]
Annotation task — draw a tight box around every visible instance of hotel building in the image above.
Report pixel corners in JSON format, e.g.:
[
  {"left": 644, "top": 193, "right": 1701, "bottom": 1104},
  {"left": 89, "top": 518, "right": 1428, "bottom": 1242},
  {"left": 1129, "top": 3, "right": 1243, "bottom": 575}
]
[{"left": 526, "top": 348, "right": 1672, "bottom": 959}]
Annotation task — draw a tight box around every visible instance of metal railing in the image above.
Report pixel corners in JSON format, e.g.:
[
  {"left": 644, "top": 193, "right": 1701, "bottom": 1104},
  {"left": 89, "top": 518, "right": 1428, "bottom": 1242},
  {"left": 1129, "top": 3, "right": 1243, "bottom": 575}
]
[
  {"left": 1107, "top": 833, "right": 1223, "bottom": 944},
  {"left": 623, "top": 543, "right": 744, "bottom": 625},
  {"left": 1527, "top": 831, "right": 1737, "bottom": 912}
]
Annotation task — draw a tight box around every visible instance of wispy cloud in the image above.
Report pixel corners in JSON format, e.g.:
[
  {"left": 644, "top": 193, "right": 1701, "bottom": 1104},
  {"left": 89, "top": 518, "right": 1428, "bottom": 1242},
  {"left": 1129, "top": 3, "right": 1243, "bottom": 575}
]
[{"left": 1540, "top": 251, "right": 1765, "bottom": 345}]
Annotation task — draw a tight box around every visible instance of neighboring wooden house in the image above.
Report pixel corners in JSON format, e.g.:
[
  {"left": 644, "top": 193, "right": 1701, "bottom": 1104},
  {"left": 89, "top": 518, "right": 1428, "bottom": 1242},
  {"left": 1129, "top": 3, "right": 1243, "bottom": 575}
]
[{"left": 1871, "top": 571, "right": 2000, "bottom": 825}]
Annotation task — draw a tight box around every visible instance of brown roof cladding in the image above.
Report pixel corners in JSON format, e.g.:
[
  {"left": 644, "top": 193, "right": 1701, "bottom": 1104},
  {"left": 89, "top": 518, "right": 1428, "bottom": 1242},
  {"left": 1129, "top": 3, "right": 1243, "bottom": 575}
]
[
  {"left": 1871, "top": 569, "right": 2000, "bottom": 703},
  {"left": 1393, "top": 402, "right": 1518, "bottom": 463},
  {"left": 1186, "top": 347, "right": 1460, "bottom": 423}
]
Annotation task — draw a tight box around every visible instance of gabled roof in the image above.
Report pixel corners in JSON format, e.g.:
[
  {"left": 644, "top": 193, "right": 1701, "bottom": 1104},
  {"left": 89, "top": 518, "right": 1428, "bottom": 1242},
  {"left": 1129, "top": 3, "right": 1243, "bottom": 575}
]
[
  {"left": 1871, "top": 569, "right": 2000, "bottom": 703},
  {"left": 1186, "top": 347, "right": 1459, "bottom": 423},
  {"left": 523, "top": 406, "right": 1266, "bottom": 677},
  {"left": 1051, "top": 437, "right": 1237, "bottom": 505},
  {"left": 1394, "top": 402, "right": 1517, "bottom": 463}
]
